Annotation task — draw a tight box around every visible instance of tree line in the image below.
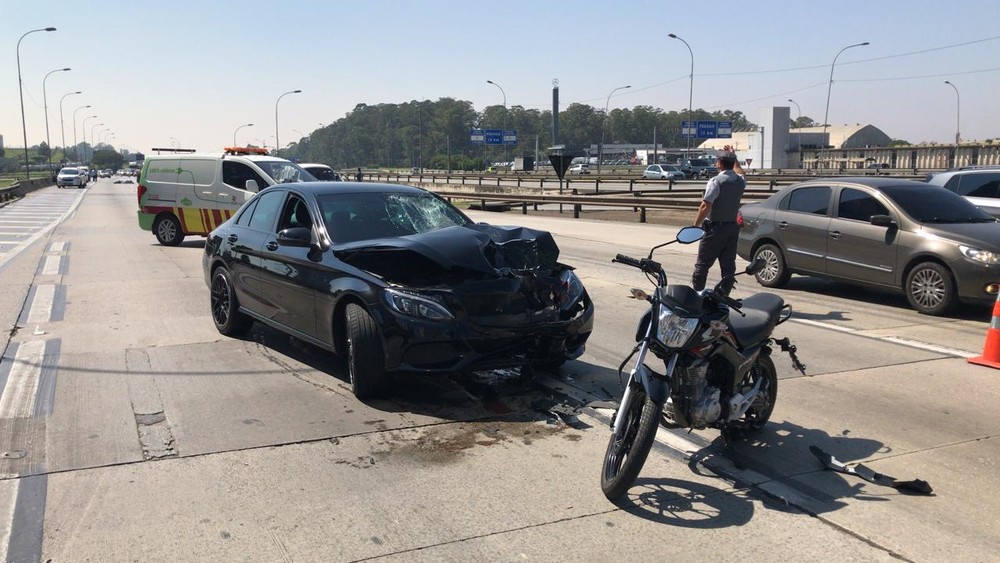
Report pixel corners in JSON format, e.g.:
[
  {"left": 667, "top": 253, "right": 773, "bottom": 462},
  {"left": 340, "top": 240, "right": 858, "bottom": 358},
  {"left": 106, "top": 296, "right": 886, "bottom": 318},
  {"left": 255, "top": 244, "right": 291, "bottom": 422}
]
[{"left": 280, "top": 99, "right": 789, "bottom": 170}]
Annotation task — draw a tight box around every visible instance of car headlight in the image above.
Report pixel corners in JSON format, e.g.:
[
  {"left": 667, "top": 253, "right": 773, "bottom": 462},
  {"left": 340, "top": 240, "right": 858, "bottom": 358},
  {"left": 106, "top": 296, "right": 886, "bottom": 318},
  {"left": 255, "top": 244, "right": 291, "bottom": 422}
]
[
  {"left": 384, "top": 288, "right": 454, "bottom": 321},
  {"left": 556, "top": 269, "right": 585, "bottom": 309},
  {"left": 656, "top": 305, "right": 699, "bottom": 348},
  {"left": 959, "top": 245, "right": 1000, "bottom": 265}
]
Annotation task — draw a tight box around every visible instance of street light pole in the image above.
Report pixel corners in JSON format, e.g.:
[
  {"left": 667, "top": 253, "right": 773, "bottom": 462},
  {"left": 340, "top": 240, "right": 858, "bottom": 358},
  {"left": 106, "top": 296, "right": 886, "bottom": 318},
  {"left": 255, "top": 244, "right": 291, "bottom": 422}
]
[
  {"left": 275, "top": 89, "right": 302, "bottom": 155},
  {"left": 59, "top": 91, "right": 81, "bottom": 165},
  {"left": 486, "top": 80, "right": 507, "bottom": 167},
  {"left": 81, "top": 115, "right": 97, "bottom": 162},
  {"left": 89, "top": 123, "right": 104, "bottom": 163},
  {"left": 43, "top": 67, "right": 71, "bottom": 173},
  {"left": 788, "top": 98, "right": 802, "bottom": 168},
  {"left": 16, "top": 26, "right": 57, "bottom": 179},
  {"left": 233, "top": 123, "right": 253, "bottom": 146},
  {"left": 599, "top": 85, "right": 631, "bottom": 175},
  {"left": 944, "top": 81, "right": 960, "bottom": 145},
  {"left": 822, "top": 41, "right": 869, "bottom": 166},
  {"left": 669, "top": 33, "right": 694, "bottom": 158},
  {"left": 73, "top": 105, "right": 92, "bottom": 162}
]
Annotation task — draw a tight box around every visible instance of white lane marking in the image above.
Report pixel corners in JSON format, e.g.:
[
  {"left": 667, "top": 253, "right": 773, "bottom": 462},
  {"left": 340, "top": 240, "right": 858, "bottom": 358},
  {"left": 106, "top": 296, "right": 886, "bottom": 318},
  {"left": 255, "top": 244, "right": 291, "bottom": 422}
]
[
  {"left": 41, "top": 256, "right": 61, "bottom": 276},
  {"left": 0, "top": 340, "right": 46, "bottom": 419},
  {"left": 26, "top": 285, "right": 56, "bottom": 325},
  {"left": 0, "top": 191, "right": 85, "bottom": 271},
  {"left": 48, "top": 242, "right": 65, "bottom": 253},
  {"left": 790, "top": 317, "right": 976, "bottom": 357},
  {"left": 880, "top": 336, "right": 977, "bottom": 358},
  {"left": 0, "top": 480, "right": 20, "bottom": 563}
]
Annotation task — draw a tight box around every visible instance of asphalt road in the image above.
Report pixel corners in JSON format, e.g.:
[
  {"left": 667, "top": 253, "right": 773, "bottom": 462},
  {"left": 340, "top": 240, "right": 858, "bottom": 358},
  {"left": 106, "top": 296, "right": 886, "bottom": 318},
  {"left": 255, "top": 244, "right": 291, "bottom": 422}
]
[{"left": 0, "top": 179, "right": 997, "bottom": 562}]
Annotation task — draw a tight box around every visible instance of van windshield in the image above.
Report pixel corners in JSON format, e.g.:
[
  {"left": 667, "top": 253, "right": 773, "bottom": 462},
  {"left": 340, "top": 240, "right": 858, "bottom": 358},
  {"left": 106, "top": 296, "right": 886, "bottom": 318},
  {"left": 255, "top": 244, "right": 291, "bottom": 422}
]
[{"left": 256, "top": 161, "right": 317, "bottom": 184}]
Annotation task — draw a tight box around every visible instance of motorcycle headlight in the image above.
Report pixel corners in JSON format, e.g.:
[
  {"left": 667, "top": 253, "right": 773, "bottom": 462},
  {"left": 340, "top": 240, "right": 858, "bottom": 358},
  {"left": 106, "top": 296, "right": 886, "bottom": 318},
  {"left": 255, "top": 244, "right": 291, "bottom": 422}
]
[
  {"left": 556, "top": 269, "right": 585, "bottom": 309},
  {"left": 384, "top": 288, "right": 454, "bottom": 321},
  {"left": 959, "top": 245, "right": 1000, "bottom": 265},
  {"left": 656, "top": 305, "right": 699, "bottom": 348}
]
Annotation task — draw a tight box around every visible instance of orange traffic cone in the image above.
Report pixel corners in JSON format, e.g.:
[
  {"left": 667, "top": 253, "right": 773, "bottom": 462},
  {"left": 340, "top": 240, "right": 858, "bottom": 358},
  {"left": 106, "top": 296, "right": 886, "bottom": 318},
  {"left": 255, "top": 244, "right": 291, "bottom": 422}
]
[{"left": 968, "top": 291, "right": 1000, "bottom": 369}]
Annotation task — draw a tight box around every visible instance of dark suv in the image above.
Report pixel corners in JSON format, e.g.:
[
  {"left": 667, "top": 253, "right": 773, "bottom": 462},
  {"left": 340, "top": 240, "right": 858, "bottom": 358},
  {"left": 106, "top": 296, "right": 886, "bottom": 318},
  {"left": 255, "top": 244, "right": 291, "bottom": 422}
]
[{"left": 925, "top": 167, "right": 1000, "bottom": 218}]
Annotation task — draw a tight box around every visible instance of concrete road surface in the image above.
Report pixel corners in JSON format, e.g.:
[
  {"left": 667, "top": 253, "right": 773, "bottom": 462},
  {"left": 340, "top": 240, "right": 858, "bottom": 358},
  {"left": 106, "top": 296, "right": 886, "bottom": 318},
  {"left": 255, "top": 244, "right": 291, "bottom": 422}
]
[{"left": 0, "top": 180, "right": 997, "bottom": 562}]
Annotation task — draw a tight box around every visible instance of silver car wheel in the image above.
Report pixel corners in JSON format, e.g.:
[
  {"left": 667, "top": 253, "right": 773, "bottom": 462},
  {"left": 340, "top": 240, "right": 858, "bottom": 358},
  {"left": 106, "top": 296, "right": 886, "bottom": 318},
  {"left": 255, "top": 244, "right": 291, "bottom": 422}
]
[
  {"left": 758, "top": 249, "right": 780, "bottom": 283},
  {"left": 909, "top": 268, "right": 945, "bottom": 309}
]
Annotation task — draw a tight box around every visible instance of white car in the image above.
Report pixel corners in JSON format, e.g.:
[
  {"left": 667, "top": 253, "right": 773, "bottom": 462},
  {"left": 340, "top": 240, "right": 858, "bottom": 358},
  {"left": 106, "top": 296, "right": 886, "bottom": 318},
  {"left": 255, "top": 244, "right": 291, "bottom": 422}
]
[
  {"left": 642, "top": 164, "right": 685, "bottom": 181},
  {"left": 56, "top": 167, "right": 86, "bottom": 188},
  {"left": 567, "top": 163, "right": 590, "bottom": 175}
]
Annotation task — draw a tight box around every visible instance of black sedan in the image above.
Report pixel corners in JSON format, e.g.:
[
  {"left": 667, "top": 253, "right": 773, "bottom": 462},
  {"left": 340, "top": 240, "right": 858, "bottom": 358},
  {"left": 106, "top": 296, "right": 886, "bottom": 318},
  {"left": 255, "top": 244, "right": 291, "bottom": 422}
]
[
  {"left": 737, "top": 177, "right": 1000, "bottom": 315},
  {"left": 203, "top": 182, "right": 594, "bottom": 398}
]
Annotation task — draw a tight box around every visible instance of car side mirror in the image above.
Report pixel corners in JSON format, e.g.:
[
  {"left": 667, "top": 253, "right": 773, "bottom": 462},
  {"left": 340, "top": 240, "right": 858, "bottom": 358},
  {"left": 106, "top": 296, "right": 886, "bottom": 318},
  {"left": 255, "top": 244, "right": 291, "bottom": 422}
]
[
  {"left": 277, "top": 227, "right": 312, "bottom": 247},
  {"left": 245, "top": 179, "right": 260, "bottom": 193},
  {"left": 870, "top": 214, "right": 895, "bottom": 227}
]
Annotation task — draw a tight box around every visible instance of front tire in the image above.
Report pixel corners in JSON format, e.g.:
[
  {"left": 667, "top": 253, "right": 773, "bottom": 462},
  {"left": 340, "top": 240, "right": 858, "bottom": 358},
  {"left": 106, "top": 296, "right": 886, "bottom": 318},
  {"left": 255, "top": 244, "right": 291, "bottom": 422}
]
[
  {"left": 601, "top": 385, "right": 660, "bottom": 500},
  {"left": 345, "top": 303, "right": 387, "bottom": 399},
  {"left": 154, "top": 214, "right": 184, "bottom": 246},
  {"left": 905, "top": 262, "right": 957, "bottom": 315},
  {"left": 753, "top": 244, "right": 790, "bottom": 288},
  {"left": 210, "top": 267, "right": 251, "bottom": 336}
]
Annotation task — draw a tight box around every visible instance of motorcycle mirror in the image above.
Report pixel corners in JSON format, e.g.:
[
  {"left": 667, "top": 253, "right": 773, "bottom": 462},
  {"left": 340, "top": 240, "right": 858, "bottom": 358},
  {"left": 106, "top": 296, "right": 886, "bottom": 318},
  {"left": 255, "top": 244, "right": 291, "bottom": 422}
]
[
  {"left": 675, "top": 226, "right": 705, "bottom": 244},
  {"left": 746, "top": 258, "right": 766, "bottom": 275}
]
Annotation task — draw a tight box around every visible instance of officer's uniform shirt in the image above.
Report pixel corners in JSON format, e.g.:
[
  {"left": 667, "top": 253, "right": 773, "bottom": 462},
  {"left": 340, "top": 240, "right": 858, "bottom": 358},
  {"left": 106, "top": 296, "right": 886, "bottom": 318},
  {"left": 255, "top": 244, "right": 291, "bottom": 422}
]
[{"left": 702, "top": 170, "right": 746, "bottom": 222}]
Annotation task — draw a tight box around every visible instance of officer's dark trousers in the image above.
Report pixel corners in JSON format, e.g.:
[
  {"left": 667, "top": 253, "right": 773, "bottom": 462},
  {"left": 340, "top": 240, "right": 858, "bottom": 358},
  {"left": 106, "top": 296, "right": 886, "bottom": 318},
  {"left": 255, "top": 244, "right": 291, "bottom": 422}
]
[{"left": 691, "top": 222, "right": 740, "bottom": 292}]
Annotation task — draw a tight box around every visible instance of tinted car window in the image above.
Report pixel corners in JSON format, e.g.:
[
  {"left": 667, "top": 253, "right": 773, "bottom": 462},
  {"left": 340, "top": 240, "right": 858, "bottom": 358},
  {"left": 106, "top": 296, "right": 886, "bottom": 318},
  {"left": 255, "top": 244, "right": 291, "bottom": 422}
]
[
  {"left": 223, "top": 161, "right": 269, "bottom": 191},
  {"left": 838, "top": 188, "right": 889, "bottom": 222},
  {"left": 879, "top": 185, "right": 995, "bottom": 223},
  {"left": 957, "top": 174, "right": 1000, "bottom": 198},
  {"left": 234, "top": 198, "right": 259, "bottom": 227},
  {"left": 247, "top": 190, "right": 285, "bottom": 231},
  {"left": 784, "top": 186, "right": 831, "bottom": 215},
  {"left": 278, "top": 195, "right": 313, "bottom": 231}
]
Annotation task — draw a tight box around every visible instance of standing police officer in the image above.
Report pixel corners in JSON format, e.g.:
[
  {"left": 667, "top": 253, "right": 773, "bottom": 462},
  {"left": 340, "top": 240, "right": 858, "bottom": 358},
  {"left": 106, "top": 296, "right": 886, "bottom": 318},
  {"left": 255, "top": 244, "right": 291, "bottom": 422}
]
[{"left": 691, "top": 147, "right": 745, "bottom": 292}]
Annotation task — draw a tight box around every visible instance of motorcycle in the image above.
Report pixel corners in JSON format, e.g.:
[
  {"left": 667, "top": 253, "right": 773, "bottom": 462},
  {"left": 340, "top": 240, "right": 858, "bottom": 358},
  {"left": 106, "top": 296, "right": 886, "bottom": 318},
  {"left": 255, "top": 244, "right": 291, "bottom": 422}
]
[{"left": 600, "top": 226, "right": 806, "bottom": 500}]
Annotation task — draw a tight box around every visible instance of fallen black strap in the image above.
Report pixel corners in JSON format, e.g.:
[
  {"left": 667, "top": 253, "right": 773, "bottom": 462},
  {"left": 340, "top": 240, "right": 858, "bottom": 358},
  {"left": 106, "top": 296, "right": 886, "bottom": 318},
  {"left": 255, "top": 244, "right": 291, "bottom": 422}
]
[{"left": 809, "top": 445, "right": 933, "bottom": 495}]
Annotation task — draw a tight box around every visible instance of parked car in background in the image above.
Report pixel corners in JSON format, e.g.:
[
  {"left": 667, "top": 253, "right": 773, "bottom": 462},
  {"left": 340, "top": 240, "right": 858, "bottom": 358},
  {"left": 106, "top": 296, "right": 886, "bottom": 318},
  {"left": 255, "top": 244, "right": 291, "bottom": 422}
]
[
  {"left": 737, "top": 177, "right": 1000, "bottom": 315},
  {"left": 203, "top": 182, "right": 594, "bottom": 398},
  {"left": 300, "top": 163, "right": 342, "bottom": 181},
  {"left": 924, "top": 167, "right": 1000, "bottom": 218},
  {"left": 567, "top": 163, "right": 590, "bottom": 175},
  {"left": 56, "top": 167, "right": 86, "bottom": 188},
  {"left": 641, "top": 164, "right": 685, "bottom": 181}
]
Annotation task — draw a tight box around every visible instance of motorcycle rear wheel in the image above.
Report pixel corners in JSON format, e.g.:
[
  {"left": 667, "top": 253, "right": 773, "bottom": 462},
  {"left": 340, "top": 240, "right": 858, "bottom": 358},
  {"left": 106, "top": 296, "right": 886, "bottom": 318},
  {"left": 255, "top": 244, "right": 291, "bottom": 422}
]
[
  {"left": 601, "top": 384, "right": 660, "bottom": 500},
  {"left": 741, "top": 355, "right": 778, "bottom": 431}
]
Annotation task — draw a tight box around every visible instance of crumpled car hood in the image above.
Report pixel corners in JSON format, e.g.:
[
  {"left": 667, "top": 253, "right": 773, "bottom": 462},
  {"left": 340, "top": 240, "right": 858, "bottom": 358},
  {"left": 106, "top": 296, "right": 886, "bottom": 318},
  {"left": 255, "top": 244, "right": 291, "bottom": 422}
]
[{"left": 334, "top": 224, "right": 562, "bottom": 284}]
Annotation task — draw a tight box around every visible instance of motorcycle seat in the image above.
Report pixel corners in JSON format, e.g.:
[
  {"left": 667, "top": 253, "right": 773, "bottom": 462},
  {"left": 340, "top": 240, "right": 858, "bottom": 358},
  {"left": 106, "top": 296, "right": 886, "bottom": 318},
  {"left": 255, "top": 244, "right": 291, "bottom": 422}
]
[{"left": 729, "top": 293, "right": 784, "bottom": 348}]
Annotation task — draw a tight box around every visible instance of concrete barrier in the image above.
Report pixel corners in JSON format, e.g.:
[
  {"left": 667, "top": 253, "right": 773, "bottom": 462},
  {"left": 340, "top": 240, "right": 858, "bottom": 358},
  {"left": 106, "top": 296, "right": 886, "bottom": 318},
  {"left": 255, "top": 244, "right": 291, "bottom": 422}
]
[{"left": 0, "top": 177, "right": 54, "bottom": 205}]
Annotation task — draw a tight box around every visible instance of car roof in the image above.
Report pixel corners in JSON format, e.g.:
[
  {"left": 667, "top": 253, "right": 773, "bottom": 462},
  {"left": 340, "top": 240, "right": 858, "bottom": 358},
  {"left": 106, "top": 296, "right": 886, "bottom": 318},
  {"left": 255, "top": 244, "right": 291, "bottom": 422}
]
[
  {"left": 299, "top": 163, "right": 333, "bottom": 170},
  {"left": 927, "top": 167, "right": 1000, "bottom": 182},
  {"left": 269, "top": 182, "right": 430, "bottom": 196},
  {"left": 788, "top": 177, "right": 933, "bottom": 190}
]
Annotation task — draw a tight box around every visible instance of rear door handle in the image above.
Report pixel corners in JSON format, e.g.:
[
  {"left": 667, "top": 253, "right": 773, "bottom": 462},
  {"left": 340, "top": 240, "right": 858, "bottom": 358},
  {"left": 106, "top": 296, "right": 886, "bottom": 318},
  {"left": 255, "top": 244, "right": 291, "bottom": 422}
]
[
  {"left": 778, "top": 221, "right": 789, "bottom": 229},
  {"left": 830, "top": 231, "right": 842, "bottom": 239},
  {"left": 266, "top": 241, "right": 279, "bottom": 251},
  {"left": 227, "top": 234, "right": 238, "bottom": 243}
]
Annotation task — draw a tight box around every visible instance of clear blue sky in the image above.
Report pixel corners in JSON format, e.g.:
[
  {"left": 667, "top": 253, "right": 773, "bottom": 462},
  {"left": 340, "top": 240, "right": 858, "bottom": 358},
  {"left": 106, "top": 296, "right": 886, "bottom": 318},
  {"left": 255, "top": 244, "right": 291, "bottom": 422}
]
[{"left": 3, "top": 0, "right": 999, "bottom": 155}]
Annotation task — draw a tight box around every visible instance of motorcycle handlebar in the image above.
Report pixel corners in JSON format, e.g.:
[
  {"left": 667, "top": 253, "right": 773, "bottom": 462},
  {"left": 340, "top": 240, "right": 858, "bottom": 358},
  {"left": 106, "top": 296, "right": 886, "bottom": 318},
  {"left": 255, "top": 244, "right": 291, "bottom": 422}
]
[
  {"left": 710, "top": 289, "right": 745, "bottom": 315},
  {"left": 613, "top": 254, "right": 642, "bottom": 268}
]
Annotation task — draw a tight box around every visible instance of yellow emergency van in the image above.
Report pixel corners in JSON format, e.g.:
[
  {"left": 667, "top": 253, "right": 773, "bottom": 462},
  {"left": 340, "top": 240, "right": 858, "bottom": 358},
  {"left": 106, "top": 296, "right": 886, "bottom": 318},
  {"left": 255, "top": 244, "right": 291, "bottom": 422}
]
[{"left": 136, "top": 147, "right": 316, "bottom": 245}]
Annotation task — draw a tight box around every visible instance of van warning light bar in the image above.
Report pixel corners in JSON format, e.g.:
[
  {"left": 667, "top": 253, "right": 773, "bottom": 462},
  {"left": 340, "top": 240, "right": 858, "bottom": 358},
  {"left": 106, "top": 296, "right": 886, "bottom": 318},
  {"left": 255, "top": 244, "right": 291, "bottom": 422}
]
[{"left": 224, "top": 146, "right": 270, "bottom": 155}]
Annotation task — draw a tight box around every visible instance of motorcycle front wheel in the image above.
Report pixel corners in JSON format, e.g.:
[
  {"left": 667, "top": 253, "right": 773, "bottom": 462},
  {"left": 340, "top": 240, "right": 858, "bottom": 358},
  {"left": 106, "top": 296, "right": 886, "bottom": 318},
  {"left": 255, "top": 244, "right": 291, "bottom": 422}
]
[{"left": 600, "top": 384, "right": 660, "bottom": 500}]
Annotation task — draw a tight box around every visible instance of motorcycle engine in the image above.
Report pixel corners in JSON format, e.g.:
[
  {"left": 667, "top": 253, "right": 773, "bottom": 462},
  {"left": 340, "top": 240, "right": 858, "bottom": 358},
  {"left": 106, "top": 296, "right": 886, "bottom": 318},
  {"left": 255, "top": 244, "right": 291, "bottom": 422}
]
[{"left": 684, "top": 358, "right": 722, "bottom": 428}]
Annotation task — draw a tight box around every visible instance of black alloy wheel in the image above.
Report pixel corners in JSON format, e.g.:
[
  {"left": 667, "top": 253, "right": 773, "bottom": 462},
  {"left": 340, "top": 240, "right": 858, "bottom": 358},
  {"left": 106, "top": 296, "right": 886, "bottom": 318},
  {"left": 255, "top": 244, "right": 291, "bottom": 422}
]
[
  {"left": 600, "top": 384, "right": 660, "bottom": 500},
  {"left": 345, "top": 303, "right": 387, "bottom": 399},
  {"left": 210, "top": 267, "right": 251, "bottom": 336}
]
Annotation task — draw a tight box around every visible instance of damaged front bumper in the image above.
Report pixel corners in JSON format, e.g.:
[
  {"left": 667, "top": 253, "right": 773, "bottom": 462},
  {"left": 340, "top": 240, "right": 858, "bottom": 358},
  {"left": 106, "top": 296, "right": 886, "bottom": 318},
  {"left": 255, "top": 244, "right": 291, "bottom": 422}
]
[{"left": 377, "top": 292, "right": 595, "bottom": 373}]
